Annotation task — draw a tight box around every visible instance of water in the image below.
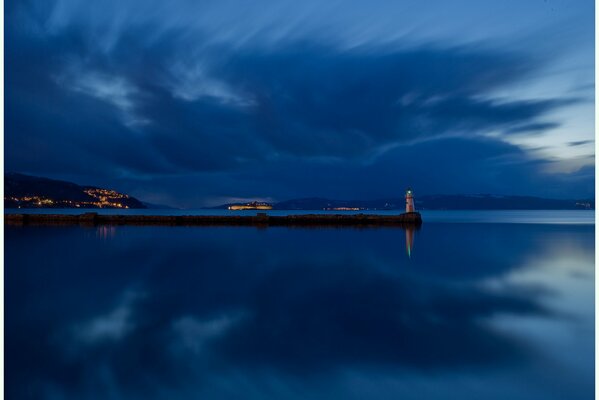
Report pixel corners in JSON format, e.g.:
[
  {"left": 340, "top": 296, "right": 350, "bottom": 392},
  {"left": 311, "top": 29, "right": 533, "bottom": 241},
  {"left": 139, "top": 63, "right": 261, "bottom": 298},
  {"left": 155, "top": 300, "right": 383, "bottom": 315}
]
[{"left": 5, "top": 212, "right": 594, "bottom": 400}]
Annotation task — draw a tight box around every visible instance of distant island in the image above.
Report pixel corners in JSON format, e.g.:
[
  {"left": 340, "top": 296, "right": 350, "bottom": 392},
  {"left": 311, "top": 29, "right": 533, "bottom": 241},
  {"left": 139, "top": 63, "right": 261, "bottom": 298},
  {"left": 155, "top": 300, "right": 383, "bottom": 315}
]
[
  {"left": 5, "top": 173, "right": 146, "bottom": 209},
  {"left": 228, "top": 201, "right": 273, "bottom": 210},
  {"left": 216, "top": 195, "right": 594, "bottom": 211}
]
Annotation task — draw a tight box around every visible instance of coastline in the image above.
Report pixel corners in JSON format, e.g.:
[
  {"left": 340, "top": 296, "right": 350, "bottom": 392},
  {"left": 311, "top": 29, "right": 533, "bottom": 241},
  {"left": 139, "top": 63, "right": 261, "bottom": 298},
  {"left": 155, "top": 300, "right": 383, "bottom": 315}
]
[{"left": 5, "top": 211, "right": 423, "bottom": 227}]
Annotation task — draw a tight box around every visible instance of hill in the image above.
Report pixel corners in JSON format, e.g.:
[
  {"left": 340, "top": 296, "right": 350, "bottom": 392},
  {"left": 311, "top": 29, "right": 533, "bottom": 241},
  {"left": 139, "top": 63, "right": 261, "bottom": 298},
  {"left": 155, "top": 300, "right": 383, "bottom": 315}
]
[{"left": 5, "top": 173, "right": 146, "bottom": 209}]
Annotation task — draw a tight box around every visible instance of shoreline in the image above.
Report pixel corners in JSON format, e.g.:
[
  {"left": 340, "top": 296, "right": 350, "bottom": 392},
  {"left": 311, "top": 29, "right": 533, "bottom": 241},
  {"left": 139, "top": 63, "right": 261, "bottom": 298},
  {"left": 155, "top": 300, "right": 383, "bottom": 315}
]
[{"left": 5, "top": 212, "right": 422, "bottom": 227}]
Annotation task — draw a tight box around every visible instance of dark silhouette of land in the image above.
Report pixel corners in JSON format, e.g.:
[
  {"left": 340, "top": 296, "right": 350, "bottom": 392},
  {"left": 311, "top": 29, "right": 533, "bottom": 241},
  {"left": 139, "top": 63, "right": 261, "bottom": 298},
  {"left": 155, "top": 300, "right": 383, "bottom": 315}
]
[
  {"left": 5, "top": 173, "right": 146, "bottom": 209},
  {"left": 219, "top": 195, "right": 593, "bottom": 211},
  {"left": 5, "top": 212, "right": 423, "bottom": 227},
  {"left": 5, "top": 173, "right": 594, "bottom": 211}
]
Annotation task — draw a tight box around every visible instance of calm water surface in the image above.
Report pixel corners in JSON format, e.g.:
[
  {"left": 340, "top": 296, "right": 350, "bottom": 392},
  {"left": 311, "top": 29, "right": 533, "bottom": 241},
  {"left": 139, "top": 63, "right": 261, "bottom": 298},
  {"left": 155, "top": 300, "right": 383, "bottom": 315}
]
[{"left": 5, "top": 211, "right": 594, "bottom": 399}]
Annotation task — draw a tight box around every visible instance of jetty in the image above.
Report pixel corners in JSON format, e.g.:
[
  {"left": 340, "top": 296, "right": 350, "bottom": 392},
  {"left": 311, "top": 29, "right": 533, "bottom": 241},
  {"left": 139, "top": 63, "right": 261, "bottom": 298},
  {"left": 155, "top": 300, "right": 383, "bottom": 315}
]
[{"left": 5, "top": 212, "right": 422, "bottom": 227}]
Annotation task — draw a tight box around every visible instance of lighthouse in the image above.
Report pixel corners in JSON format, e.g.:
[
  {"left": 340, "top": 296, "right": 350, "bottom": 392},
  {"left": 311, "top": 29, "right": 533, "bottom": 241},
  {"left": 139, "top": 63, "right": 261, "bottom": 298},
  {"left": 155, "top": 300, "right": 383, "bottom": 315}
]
[{"left": 405, "top": 188, "right": 415, "bottom": 213}]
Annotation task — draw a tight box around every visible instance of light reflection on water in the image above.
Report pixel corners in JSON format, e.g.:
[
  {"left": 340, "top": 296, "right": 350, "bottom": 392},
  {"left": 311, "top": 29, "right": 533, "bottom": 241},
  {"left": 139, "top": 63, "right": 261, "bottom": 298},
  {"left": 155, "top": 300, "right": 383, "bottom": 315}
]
[
  {"left": 5, "top": 220, "right": 594, "bottom": 400},
  {"left": 95, "top": 225, "right": 117, "bottom": 240}
]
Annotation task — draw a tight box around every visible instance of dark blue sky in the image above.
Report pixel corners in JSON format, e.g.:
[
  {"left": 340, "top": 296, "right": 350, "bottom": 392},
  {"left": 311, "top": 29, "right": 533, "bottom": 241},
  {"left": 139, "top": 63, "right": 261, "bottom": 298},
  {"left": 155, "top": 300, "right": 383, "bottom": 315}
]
[{"left": 6, "top": 0, "right": 594, "bottom": 207}]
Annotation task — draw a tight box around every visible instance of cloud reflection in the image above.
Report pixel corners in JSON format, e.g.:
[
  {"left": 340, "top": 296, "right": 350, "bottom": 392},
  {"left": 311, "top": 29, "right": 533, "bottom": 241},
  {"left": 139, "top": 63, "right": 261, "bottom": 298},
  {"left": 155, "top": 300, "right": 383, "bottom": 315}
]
[{"left": 5, "top": 224, "right": 594, "bottom": 399}]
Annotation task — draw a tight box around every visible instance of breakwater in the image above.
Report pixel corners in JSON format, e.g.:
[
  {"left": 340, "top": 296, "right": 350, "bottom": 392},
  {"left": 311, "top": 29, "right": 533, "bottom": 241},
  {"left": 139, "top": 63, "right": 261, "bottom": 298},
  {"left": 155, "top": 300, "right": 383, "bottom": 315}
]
[{"left": 5, "top": 212, "right": 422, "bottom": 227}]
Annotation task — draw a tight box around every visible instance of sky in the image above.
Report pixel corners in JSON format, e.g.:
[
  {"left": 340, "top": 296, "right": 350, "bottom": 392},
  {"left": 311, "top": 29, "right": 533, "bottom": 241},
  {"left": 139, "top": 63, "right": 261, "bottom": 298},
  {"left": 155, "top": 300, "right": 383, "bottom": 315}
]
[{"left": 5, "top": 0, "right": 595, "bottom": 208}]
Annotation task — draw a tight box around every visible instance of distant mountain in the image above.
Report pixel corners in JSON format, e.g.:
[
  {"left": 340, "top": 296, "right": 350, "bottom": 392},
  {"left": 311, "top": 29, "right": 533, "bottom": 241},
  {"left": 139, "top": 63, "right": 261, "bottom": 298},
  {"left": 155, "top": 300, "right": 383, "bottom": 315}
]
[
  {"left": 415, "top": 194, "right": 593, "bottom": 210},
  {"left": 5, "top": 173, "right": 146, "bottom": 209},
  {"left": 6, "top": 173, "right": 593, "bottom": 211},
  {"left": 215, "top": 195, "right": 594, "bottom": 210},
  {"left": 142, "top": 201, "right": 176, "bottom": 210}
]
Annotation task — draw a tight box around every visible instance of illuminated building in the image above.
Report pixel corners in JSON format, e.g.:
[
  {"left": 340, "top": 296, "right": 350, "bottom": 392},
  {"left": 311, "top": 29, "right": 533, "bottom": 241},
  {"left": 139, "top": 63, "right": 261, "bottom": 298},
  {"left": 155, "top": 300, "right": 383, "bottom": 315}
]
[{"left": 228, "top": 201, "right": 273, "bottom": 210}]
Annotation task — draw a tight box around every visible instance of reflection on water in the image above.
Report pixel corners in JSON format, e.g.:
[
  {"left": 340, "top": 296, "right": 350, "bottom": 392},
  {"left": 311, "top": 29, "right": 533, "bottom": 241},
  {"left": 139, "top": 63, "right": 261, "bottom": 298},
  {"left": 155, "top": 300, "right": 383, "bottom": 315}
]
[
  {"left": 95, "top": 225, "right": 116, "bottom": 240},
  {"left": 405, "top": 225, "right": 415, "bottom": 257},
  {"left": 5, "top": 221, "right": 594, "bottom": 400}
]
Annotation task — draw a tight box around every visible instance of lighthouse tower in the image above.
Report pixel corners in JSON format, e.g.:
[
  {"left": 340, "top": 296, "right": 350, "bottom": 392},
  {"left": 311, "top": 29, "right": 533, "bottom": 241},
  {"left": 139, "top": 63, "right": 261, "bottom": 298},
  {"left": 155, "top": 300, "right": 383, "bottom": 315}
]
[{"left": 405, "top": 188, "right": 415, "bottom": 213}]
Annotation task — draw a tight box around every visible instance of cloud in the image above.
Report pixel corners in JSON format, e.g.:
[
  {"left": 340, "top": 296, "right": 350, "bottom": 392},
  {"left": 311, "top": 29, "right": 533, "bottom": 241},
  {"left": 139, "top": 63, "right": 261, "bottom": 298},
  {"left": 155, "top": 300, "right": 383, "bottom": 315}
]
[
  {"left": 504, "top": 122, "right": 561, "bottom": 134},
  {"left": 155, "top": 137, "right": 590, "bottom": 207},
  {"left": 568, "top": 139, "right": 594, "bottom": 147},
  {"left": 4, "top": 0, "right": 594, "bottom": 204},
  {"left": 57, "top": 70, "right": 149, "bottom": 127}
]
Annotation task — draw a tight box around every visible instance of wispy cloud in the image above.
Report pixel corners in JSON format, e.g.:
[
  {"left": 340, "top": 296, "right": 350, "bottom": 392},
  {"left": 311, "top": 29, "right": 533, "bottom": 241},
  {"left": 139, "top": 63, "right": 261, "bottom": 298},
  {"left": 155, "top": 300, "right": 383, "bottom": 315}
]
[
  {"left": 567, "top": 139, "right": 594, "bottom": 147},
  {"left": 5, "top": 0, "right": 594, "bottom": 204},
  {"left": 57, "top": 70, "right": 149, "bottom": 127}
]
